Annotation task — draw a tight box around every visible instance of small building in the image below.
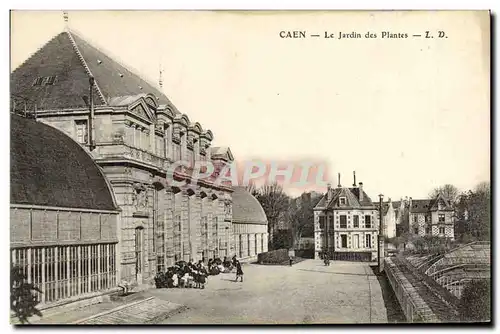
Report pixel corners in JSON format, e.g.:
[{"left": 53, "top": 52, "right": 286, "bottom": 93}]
[
  {"left": 407, "top": 195, "right": 455, "bottom": 240},
  {"left": 313, "top": 174, "right": 379, "bottom": 262},
  {"left": 231, "top": 187, "right": 269, "bottom": 261},
  {"left": 378, "top": 198, "right": 405, "bottom": 239},
  {"left": 10, "top": 114, "right": 120, "bottom": 306}
]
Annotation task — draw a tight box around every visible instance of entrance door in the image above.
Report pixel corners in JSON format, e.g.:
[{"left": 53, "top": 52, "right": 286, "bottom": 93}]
[{"left": 135, "top": 227, "right": 144, "bottom": 283}]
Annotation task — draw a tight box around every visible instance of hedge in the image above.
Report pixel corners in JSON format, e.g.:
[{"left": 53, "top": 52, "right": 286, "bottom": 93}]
[{"left": 257, "top": 249, "right": 290, "bottom": 265}]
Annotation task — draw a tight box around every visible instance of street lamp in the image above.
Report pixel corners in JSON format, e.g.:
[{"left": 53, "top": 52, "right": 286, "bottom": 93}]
[{"left": 378, "top": 194, "right": 384, "bottom": 273}]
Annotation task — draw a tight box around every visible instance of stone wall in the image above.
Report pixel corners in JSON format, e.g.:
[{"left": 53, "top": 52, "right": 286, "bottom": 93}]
[{"left": 10, "top": 206, "right": 118, "bottom": 247}]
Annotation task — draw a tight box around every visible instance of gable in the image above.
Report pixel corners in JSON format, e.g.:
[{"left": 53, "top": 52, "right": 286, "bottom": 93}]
[{"left": 131, "top": 103, "right": 149, "bottom": 121}]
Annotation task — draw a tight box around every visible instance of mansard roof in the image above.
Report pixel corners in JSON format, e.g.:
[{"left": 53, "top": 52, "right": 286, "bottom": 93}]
[
  {"left": 11, "top": 30, "right": 180, "bottom": 113},
  {"left": 314, "top": 186, "right": 375, "bottom": 210},
  {"left": 10, "top": 114, "right": 118, "bottom": 211}
]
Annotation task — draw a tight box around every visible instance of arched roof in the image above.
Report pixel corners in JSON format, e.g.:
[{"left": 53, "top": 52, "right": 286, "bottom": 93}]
[
  {"left": 10, "top": 114, "right": 117, "bottom": 210},
  {"left": 232, "top": 187, "right": 268, "bottom": 225}
]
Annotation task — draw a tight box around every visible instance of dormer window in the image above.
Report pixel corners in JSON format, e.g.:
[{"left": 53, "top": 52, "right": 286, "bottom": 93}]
[
  {"left": 32, "top": 77, "right": 44, "bottom": 86},
  {"left": 45, "top": 76, "right": 56, "bottom": 85},
  {"left": 339, "top": 197, "right": 347, "bottom": 205}
]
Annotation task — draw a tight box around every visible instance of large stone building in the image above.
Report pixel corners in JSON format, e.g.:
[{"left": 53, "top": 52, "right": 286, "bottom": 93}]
[
  {"left": 313, "top": 175, "right": 379, "bottom": 261},
  {"left": 231, "top": 187, "right": 269, "bottom": 261},
  {"left": 10, "top": 114, "right": 120, "bottom": 305},
  {"left": 10, "top": 28, "right": 237, "bottom": 288}
]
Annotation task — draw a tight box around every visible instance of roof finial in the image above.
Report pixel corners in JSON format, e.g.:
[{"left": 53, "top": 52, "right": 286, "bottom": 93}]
[
  {"left": 63, "top": 11, "right": 69, "bottom": 30},
  {"left": 159, "top": 58, "right": 163, "bottom": 89}
]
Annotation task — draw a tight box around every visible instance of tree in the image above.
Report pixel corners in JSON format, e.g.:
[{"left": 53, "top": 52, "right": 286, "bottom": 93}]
[
  {"left": 11, "top": 266, "right": 42, "bottom": 324},
  {"left": 454, "top": 182, "right": 490, "bottom": 242},
  {"left": 288, "top": 192, "right": 322, "bottom": 248},
  {"left": 253, "top": 182, "right": 291, "bottom": 250},
  {"left": 245, "top": 181, "right": 259, "bottom": 197},
  {"left": 459, "top": 279, "right": 491, "bottom": 322},
  {"left": 429, "top": 184, "right": 460, "bottom": 204}
]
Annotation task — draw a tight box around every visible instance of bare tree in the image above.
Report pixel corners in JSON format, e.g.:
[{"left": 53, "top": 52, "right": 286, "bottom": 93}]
[
  {"left": 289, "top": 192, "right": 322, "bottom": 248},
  {"left": 254, "top": 182, "right": 291, "bottom": 250},
  {"left": 245, "top": 181, "right": 259, "bottom": 197},
  {"left": 429, "top": 184, "right": 460, "bottom": 204}
]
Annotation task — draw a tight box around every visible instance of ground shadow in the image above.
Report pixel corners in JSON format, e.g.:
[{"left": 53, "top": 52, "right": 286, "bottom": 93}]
[{"left": 369, "top": 265, "right": 407, "bottom": 323}]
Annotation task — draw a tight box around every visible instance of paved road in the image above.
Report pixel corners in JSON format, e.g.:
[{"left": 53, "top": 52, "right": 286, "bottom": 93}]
[{"left": 149, "top": 259, "right": 388, "bottom": 324}]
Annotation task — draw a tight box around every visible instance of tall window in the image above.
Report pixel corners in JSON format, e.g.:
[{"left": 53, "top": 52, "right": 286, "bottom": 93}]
[
  {"left": 164, "top": 124, "right": 170, "bottom": 158},
  {"left": 135, "top": 227, "right": 143, "bottom": 275},
  {"left": 75, "top": 120, "right": 88, "bottom": 144},
  {"left": 341, "top": 235, "right": 347, "bottom": 248},
  {"left": 365, "top": 234, "right": 372, "bottom": 248},
  {"left": 340, "top": 215, "right": 347, "bottom": 228},
  {"left": 413, "top": 215, "right": 418, "bottom": 223},
  {"left": 353, "top": 234, "right": 359, "bottom": 248},
  {"left": 439, "top": 227, "right": 445, "bottom": 234},
  {"left": 438, "top": 214, "right": 445, "bottom": 222},
  {"left": 239, "top": 235, "right": 243, "bottom": 258},
  {"left": 365, "top": 215, "right": 372, "bottom": 228},
  {"left": 319, "top": 216, "right": 326, "bottom": 230},
  {"left": 11, "top": 244, "right": 116, "bottom": 305},
  {"left": 353, "top": 215, "right": 359, "bottom": 228}
]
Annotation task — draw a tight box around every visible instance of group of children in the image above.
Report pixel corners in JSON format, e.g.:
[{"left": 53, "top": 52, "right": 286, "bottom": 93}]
[{"left": 154, "top": 255, "right": 245, "bottom": 289}]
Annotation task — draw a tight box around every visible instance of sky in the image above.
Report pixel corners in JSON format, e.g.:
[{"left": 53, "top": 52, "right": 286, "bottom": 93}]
[{"left": 10, "top": 10, "right": 490, "bottom": 200}]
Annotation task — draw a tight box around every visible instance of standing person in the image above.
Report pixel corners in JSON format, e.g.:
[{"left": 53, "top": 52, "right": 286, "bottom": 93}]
[
  {"left": 289, "top": 255, "right": 293, "bottom": 267},
  {"left": 232, "top": 255, "right": 237, "bottom": 267},
  {"left": 235, "top": 260, "right": 244, "bottom": 282}
]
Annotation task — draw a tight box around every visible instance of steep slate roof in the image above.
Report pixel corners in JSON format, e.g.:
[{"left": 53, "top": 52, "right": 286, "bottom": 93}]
[
  {"left": 232, "top": 187, "right": 268, "bottom": 225},
  {"left": 314, "top": 186, "right": 375, "bottom": 210},
  {"left": 11, "top": 114, "right": 117, "bottom": 210},
  {"left": 409, "top": 199, "right": 432, "bottom": 213},
  {"left": 11, "top": 30, "right": 179, "bottom": 112},
  {"left": 410, "top": 194, "right": 454, "bottom": 214}
]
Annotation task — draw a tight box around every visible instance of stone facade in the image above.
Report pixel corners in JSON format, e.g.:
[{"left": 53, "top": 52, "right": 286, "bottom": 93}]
[
  {"left": 10, "top": 29, "right": 235, "bottom": 287},
  {"left": 314, "top": 180, "right": 379, "bottom": 261}
]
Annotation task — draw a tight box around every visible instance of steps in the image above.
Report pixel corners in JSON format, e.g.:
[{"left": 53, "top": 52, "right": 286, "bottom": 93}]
[{"left": 73, "top": 297, "right": 186, "bottom": 324}]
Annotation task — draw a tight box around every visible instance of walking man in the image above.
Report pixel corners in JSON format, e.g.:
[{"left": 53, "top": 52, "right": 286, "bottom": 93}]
[{"left": 235, "top": 260, "right": 244, "bottom": 282}]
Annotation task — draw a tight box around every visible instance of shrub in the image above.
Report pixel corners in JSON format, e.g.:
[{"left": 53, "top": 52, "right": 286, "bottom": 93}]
[
  {"left": 257, "top": 249, "right": 290, "bottom": 265},
  {"left": 459, "top": 279, "right": 491, "bottom": 322},
  {"left": 11, "top": 266, "right": 42, "bottom": 324}
]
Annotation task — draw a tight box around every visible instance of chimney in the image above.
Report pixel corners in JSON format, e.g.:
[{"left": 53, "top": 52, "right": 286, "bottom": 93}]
[
  {"left": 409, "top": 197, "right": 413, "bottom": 211},
  {"left": 353, "top": 171, "right": 357, "bottom": 187},
  {"left": 88, "top": 76, "right": 96, "bottom": 151},
  {"left": 327, "top": 183, "right": 332, "bottom": 202},
  {"left": 358, "top": 182, "right": 364, "bottom": 202},
  {"left": 337, "top": 173, "right": 341, "bottom": 188}
]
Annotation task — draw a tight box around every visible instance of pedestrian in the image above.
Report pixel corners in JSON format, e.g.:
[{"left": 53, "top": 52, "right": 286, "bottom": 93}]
[
  {"left": 235, "top": 260, "right": 244, "bottom": 282},
  {"left": 289, "top": 256, "right": 293, "bottom": 266}
]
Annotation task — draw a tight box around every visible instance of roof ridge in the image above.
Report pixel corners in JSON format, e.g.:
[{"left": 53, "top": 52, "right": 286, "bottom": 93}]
[
  {"left": 65, "top": 30, "right": 107, "bottom": 105},
  {"left": 68, "top": 29, "right": 168, "bottom": 104},
  {"left": 12, "top": 33, "right": 60, "bottom": 74}
]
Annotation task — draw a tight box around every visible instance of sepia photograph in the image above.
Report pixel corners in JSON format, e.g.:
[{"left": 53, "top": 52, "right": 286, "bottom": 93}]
[{"left": 9, "top": 9, "right": 491, "bottom": 325}]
